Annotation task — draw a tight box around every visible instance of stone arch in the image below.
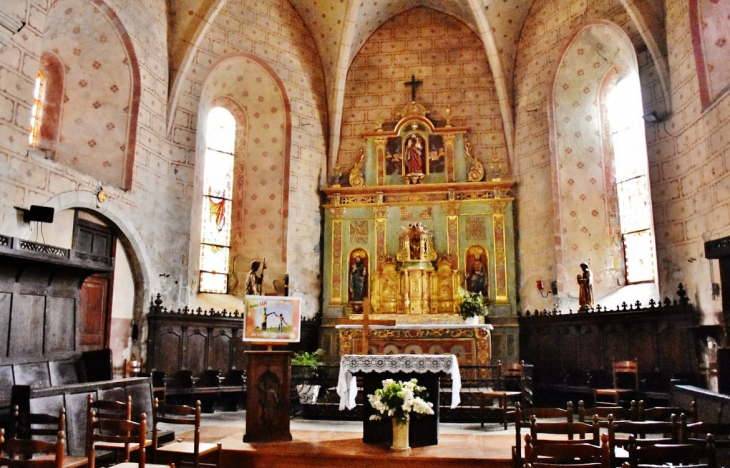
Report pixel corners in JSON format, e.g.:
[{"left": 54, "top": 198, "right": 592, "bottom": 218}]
[
  {"left": 43, "top": 0, "right": 140, "bottom": 190},
  {"left": 548, "top": 21, "right": 646, "bottom": 300},
  {"left": 37, "top": 191, "right": 153, "bottom": 342},
  {"left": 191, "top": 53, "right": 291, "bottom": 296}
]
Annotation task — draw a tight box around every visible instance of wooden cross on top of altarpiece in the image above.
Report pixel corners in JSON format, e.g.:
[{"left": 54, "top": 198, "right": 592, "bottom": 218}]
[{"left": 338, "top": 297, "right": 396, "bottom": 354}]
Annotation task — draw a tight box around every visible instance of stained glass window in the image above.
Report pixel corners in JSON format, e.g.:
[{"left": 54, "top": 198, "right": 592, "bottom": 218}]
[
  {"left": 199, "top": 107, "right": 236, "bottom": 294},
  {"left": 29, "top": 72, "right": 44, "bottom": 146}
]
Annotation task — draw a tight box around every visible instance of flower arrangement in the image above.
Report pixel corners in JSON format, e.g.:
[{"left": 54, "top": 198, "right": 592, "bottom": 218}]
[
  {"left": 458, "top": 288, "right": 488, "bottom": 319},
  {"left": 367, "top": 378, "right": 434, "bottom": 425}
]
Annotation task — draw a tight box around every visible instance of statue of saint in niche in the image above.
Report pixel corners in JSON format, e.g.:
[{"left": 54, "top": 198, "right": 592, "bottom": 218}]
[
  {"left": 465, "top": 246, "right": 488, "bottom": 297},
  {"left": 348, "top": 250, "right": 368, "bottom": 303},
  {"left": 245, "top": 260, "right": 266, "bottom": 295},
  {"left": 404, "top": 134, "right": 425, "bottom": 175},
  {"left": 577, "top": 262, "right": 594, "bottom": 309}
]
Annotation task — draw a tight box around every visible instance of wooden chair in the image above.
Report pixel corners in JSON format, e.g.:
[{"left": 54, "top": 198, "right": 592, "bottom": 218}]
[
  {"left": 0, "top": 426, "right": 67, "bottom": 468},
  {"left": 579, "top": 400, "right": 636, "bottom": 425},
  {"left": 12, "top": 406, "right": 87, "bottom": 468},
  {"left": 594, "top": 360, "right": 639, "bottom": 406},
  {"left": 523, "top": 433, "right": 610, "bottom": 468},
  {"left": 151, "top": 399, "right": 222, "bottom": 468},
  {"left": 625, "top": 433, "right": 716, "bottom": 468},
  {"left": 86, "top": 395, "right": 151, "bottom": 464},
  {"left": 514, "top": 402, "right": 574, "bottom": 467},
  {"left": 529, "top": 415, "right": 601, "bottom": 445},
  {"left": 479, "top": 361, "right": 524, "bottom": 429},
  {"left": 87, "top": 411, "right": 173, "bottom": 468},
  {"left": 607, "top": 413, "right": 680, "bottom": 466},
  {"left": 637, "top": 400, "right": 695, "bottom": 422}
]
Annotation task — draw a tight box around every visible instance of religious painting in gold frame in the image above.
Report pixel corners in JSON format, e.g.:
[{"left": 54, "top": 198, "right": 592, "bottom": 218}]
[
  {"left": 464, "top": 245, "right": 489, "bottom": 299},
  {"left": 348, "top": 248, "right": 369, "bottom": 309}
]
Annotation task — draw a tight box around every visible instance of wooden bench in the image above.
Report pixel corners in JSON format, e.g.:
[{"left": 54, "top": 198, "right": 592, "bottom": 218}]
[{"left": 159, "top": 369, "right": 245, "bottom": 413}]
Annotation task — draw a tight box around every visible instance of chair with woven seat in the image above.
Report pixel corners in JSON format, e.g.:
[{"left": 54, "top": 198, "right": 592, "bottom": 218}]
[
  {"left": 0, "top": 426, "right": 67, "bottom": 468},
  {"left": 87, "top": 411, "right": 174, "bottom": 468},
  {"left": 151, "top": 398, "right": 221, "bottom": 468},
  {"left": 594, "top": 360, "right": 639, "bottom": 406}
]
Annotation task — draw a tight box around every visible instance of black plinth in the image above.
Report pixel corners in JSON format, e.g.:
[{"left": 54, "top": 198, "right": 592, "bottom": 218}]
[{"left": 361, "top": 371, "right": 441, "bottom": 447}]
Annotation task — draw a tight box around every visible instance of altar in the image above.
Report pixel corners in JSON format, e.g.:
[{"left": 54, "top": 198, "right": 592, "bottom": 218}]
[
  {"left": 319, "top": 97, "right": 518, "bottom": 365},
  {"left": 337, "top": 354, "right": 460, "bottom": 447},
  {"left": 337, "top": 323, "right": 492, "bottom": 366}
]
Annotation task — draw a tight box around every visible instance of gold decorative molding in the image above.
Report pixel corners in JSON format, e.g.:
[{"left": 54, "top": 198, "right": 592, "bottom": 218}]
[
  {"left": 465, "top": 216, "right": 487, "bottom": 240},
  {"left": 373, "top": 205, "right": 389, "bottom": 218},
  {"left": 493, "top": 213, "right": 508, "bottom": 303},
  {"left": 349, "top": 148, "right": 365, "bottom": 187},
  {"left": 349, "top": 220, "right": 368, "bottom": 244},
  {"left": 375, "top": 137, "right": 387, "bottom": 185},
  {"left": 443, "top": 134, "right": 456, "bottom": 182},
  {"left": 331, "top": 220, "right": 343, "bottom": 304},
  {"left": 464, "top": 140, "right": 484, "bottom": 182},
  {"left": 330, "top": 207, "right": 346, "bottom": 219},
  {"left": 444, "top": 203, "right": 461, "bottom": 217}
]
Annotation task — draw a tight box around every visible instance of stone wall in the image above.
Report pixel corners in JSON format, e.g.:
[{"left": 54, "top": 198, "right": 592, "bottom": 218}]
[
  {"left": 338, "top": 7, "right": 508, "bottom": 175},
  {"left": 512, "top": 0, "right": 729, "bottom": 322}
]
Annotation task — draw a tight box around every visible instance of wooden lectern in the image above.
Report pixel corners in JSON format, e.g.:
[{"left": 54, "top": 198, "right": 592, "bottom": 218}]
[{"left": 243, "top": 351, "right": 293, "bottom": 442}]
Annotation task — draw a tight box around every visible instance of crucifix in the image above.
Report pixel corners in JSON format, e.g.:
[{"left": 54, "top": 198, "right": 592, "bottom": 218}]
[
  {"left": 404, "top": 75, "right": 423, "bottom": 102},
  {"left": 338, "top": 297, "right": 395, "bottom": 354}
]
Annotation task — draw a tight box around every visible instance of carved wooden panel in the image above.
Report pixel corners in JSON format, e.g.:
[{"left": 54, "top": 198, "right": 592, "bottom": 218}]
[
  {"left": 185, "top": 328, "right": 208, "bottom": 374},
  {"left": 156, "top": 327, "right": 183, "bottom": 375},
  {"left": 244, "top": 351, "right": 292, "bottom": 442},
  {"left": 0, "top": 293, "right": 10, "bottom": 357},
  {"left": 559, "top": 326, "right": 580, "bottom": 371},
  {"left": 603, "top": 324, "right": 629, "bottom": 364},
  {"left": 629, "top": 322, "right": 656, "bottom": 371},
  {"left": 46, "top": 297, "right": 76, "bottom": 354},
  {"left": 579, "top": 325, "right": 601, "bottom": 370},
  {"left": 10, "top": 295, "right": 45, "bottom": 357},
  {"left": 209, "top": 329, "right": 232, "bottom": 372}
]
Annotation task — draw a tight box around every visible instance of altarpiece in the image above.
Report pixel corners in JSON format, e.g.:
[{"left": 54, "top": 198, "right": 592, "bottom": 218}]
[{"left": 320, "top": 99, "right": 518, "bottom": 366}]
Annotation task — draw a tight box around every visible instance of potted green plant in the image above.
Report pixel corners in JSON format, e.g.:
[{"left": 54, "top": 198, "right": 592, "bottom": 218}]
[
  {"left": 458, "top": 288, "right": 488, "bottom": 324},
  {"left": 367, "top": 378, "right": 434, "bottom": 451},
  {"left": 291, "top": 349, "right": 324, "bottom": 405}
]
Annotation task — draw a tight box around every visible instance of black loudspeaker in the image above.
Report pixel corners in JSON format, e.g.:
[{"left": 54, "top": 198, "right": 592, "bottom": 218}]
[{"left": 24, "top": 205, "right": 54, "bottom": 223}]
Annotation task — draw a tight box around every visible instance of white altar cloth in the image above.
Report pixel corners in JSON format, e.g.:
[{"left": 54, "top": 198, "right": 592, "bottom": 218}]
[{"left": 337, "top": 354, "right": 461, "bottom": 410}]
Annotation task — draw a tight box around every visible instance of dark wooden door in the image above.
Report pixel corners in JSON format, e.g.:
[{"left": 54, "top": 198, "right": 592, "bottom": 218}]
[
  {"left": 79, "top": 274, "right": 111, "bottom": 351},
  {"left": 75, "top": 217, "right": 115, "bottom": 351}
]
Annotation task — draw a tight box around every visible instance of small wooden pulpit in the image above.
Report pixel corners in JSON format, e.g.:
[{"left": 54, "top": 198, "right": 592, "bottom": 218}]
[{"left": 243, "top": 350, "right": 292, "bottom": 442}]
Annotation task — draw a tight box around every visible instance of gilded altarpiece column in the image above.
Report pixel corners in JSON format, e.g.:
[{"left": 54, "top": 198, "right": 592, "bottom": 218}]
[
  {"left": 493, "top": 201, "right": 508, "bottom": 304},
  {"left": 445, "top": 203, "right": 460, "bottom": 265},
  {"left": 443, "top": 134, "right": 456, "bottom": 183},
  {"left": 375, "top": 137, "right": 387, "bottom": 186},
  {"left": 373, "top": 206, "right": 388, "bottom": 269},
  {"left": 330, "top": 207, "right": 345, "bottom": 304}
]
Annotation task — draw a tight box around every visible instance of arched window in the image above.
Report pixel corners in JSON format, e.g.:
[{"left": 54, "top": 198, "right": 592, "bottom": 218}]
[
  {"left": 28, "top": 71, "right": 44, "bottom": 146},
  {"left": 198, "top": 107, "right": 236, "bottom": 294},
  {"left": 605, "top": 75, "right": 656, "bottom": 283}
]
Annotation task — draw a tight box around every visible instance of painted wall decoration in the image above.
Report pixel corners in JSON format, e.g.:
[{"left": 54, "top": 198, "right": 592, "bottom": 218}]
[
  {"left": 691, "top": 0, "right": 730, "bottom": 108},
  {"left": 42, "top": 0, "right": 136, "bottom": 189},
  {"left": 243, "top": 296, "right": 302, "bottom": 343},
  {"left": 551, "top": 23, "right": 635, "bottom": 298}
]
